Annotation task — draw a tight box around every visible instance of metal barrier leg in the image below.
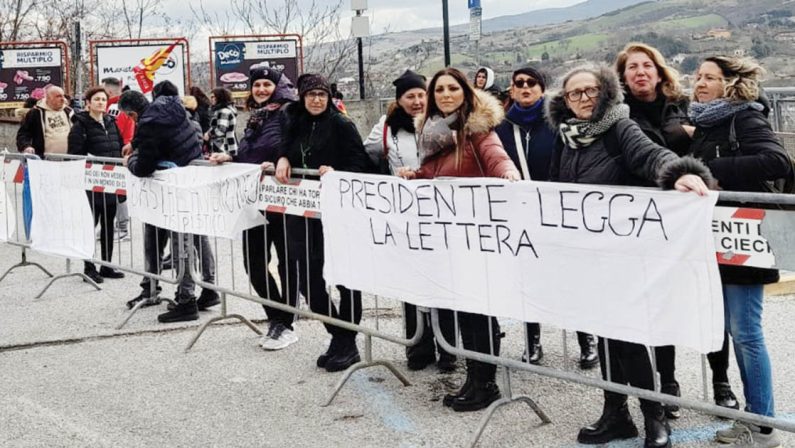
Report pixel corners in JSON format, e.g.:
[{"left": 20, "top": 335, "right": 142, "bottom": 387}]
[
  {"left": 115, "top": 295, "right": 165, "bottom": 330},
  {"left": 467, "top": 367, "right": 551, "bottom": 448},
  {"left": 0, "top": 247, "right": 54, "bottom": 283},
  {"left": 35, "top": 259, "right": 101, "bottom": 299},
  {"left": 184, "top": 292, "right": 262, "bottom": 353},
  {"left": 323, "top": 334, "right": 412, "bottom": 407}
]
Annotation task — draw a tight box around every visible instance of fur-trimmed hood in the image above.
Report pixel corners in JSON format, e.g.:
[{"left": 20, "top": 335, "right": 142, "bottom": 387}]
[
  {"left": 545, "top": 64, "right": 624, "bottom": 129},
  {"left": 414, "top": 89, "right": 505, "bottom": 136}
]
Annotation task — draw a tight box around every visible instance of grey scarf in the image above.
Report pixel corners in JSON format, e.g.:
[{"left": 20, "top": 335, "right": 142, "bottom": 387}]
[
  {"left": 418, "top": 113, "right": 459, "bottom": 165},
  {"left": 559, "top": 103, "right": 630, "bottom": 149}
]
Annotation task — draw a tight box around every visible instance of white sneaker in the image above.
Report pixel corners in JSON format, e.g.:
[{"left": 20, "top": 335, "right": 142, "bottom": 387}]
[
  {"left": 259, "top": 323, "right": 298, "bottom": 351},
  {"left": 718, "top": 421, "right": 782, "bottom": 447}
]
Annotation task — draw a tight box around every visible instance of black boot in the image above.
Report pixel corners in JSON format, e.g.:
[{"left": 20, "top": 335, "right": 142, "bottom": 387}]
[
  {"left": 316, "top": 338, "right": 342, "bottom": 368},
  {"left": 325, "top": 336, "right": 361, "bottom": 372},
  {"left": 406, "top": 321, "right": 436, "bottom": 371},
  {"left": 83, "top": 265, "right": 104, "bottom": 284},
  {"left": 436, "top": 350, "right": 457, "bottom": 373},
  {"left": 196, "top": 289, "right": 220, "bottom": 310},
  {"left": 642, "top": 406, "right": 671, "bottom": 448},
  {"left": 157, "top": 297, "right": 198, "bottom": 323},
  {"left": 661, "top": 381, "right": 681, "bottom": 419},
  {"left": 577, "top": 400, "right": 639, "bottom": 444},
  {"left": 713, "top": 382, "right": 739, "bottom": 410},
  {"left": 578, "top": 333, "right": 599, "bottom": 370},
  {"left": 443, "top": 361, "right": 473, "bottom": 407},
  {"left": 522, "top": 333, "right": 544, "bottom": 365},
  {"left": 451, "top": 361, "right": 501, "bottom": 412},
  {"left": 99, "top": 266, "right": 125, "bottom": 279}
]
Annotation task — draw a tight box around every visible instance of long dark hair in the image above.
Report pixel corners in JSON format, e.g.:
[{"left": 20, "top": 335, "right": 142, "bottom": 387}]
[
  {"left": 189, "top": 86, "right": 211, "bottom": 108},
  {"left": 211, "top": 87, "right": 233, "bottom": 108},
  {"left": 421, "top": 68, "right": 476, "bottom": 149}
]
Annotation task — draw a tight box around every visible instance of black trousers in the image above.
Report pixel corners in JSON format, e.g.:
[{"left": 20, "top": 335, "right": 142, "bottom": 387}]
[
  {"left": 84, "top": 192, "right": 117, "bottom": 272},
  {"left": 460, "top": 312, "right": 501, "bottom": 382},
  {"left": 404, "top": 304, "right": 456, "bottom": 361},
  {"left": 599, "top": 337, "right": 660, "bottom": 413},
  {"left": 287, "top": 216, "right": 362, "bottom": 339},
  {"left": 525, "top": 323, "right": 593, "bottom": 352},
  {"left": 242, "top": 213, "right": 298, "bottom": 329},
  {"left": 655, "top": 332, "right": 731, "bottom": 384}
]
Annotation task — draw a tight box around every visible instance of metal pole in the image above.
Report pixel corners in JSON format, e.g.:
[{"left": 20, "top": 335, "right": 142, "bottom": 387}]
[
  {"left": 442, "top": 0, "right": 451, "bottom": 67},
  {"left": 357, "top": 36, "right": 365, "bottom": 100}
]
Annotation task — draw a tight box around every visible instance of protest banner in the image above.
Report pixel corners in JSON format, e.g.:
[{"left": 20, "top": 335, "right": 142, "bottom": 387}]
[
  {"left": 84, "top": 163, "right": 128, "bottom": 195},
  {"left": 257, "top": 176, "right": 321, "bottom": 217},
  {"left": 0, "top": 156, "right": 17, "bottom": 241},
  {"left": 127, "top": 164, "right": 265, "bottom": 239},
  {"left": 321, "top": 172, "right": 724, "bottom": 353},
  {"left": 0, "top": 45, "right": 65, "bottom": 109},
  {"left": 27, "top": 159, "right": 94, "bottom": 259},
  {"left": 712, "top": 207, "right": 774, "bottom": 268}
]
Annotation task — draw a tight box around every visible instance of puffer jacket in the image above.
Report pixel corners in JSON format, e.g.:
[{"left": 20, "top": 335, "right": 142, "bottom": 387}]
[
  {"left": 236, "top": 74, "right": 298, "bottom": 164},
  {"left": 495, "top": 97, "right": 559, "bottom": 181},
  {"left": 626, "top": 94, "right": 692, "bottom": 157},
  {"left": 414, "top": 90, "right": 516, "bottom": 179},
  {"left": 546, "top": 65, "right": 711, "bottom": 188},
  {"left": 67, "top": 112, "right": 123, "bottom": 158},
  {"left": 127, "top": 95, "right": 202, "bottom": 177},
  {"left": 689, "top": 100, "right": 792, "bottom": 285}
]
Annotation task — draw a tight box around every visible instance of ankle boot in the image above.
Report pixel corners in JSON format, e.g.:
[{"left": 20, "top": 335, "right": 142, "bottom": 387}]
[
  {"left": 578, "top": 333, "right": 599, "bottom": 370},
  {"left": 577, "top": 401, "right": 638, "bottom": 444},
  {"left": 642, "top": 406, "right": 671, "bottom": 448},
  {"left": 522, "top": 333, "right": 544, "bottom": 364},
  {"left": 436, "top": 351, "right": 457, "bottom": 373},
  {"left": 443, "top": 368, "right": 473, "bottom": 407},
  {"left": 451, "top": 361, "right": 501, "bottom": 412},
  {"left": 325, "top": 336, "right": 361, "bottom": 372}
]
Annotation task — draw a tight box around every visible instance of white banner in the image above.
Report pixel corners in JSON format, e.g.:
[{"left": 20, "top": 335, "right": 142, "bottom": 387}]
[
  {"left": 257, "top": 176, "right": 321, "bottom": 217},
  {"left": 95, "top": 44, "right": 187, "bottom": 95},
  {"left": 0, "top": 156, "right": 17, "bottom": 241},
  {"left": 84, "top": 163, "right": 128, "bottom": 195},
  {"left": 28, "top": 160, "right": 94, "bottom": 259},
  {"left": 127, "top": 164, "right": 265, "bottom": 239},
  {"left": 321, "top": 172, "right": 724, "bottom": 353}
]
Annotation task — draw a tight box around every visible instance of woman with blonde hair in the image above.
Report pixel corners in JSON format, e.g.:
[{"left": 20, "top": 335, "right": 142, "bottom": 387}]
[
  {"left": 400, "top": 67, "right": 520, "bottom": 412},
  {"left": 688, "top": 55, "right": 789, "bottom": 447}
]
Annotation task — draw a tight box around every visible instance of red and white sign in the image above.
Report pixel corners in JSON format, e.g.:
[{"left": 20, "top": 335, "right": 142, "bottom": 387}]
[
  {"left": 257, "top": 176, "right": 321, "bottom": 218},
  {"left": 84, "top": 162, "right": 128, "bottom": 195},
  {"left": 712, "top": 207, "right": 774, "bottom": 268}
]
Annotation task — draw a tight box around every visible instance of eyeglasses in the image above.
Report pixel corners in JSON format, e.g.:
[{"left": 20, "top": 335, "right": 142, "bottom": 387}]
[
  {"left": 513, "top": 79, "right": 538, "bottom": 89},
  {"left": 565, "top": 87, "right": 600, "bottom": 102},
  {"left": 306, "top": 91, "right": 328, "bottom": 100}
]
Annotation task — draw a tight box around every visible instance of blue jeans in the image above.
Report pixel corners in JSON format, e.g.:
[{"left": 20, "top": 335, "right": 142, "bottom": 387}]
[{"left": 723, "top": 284, "right": 775, "bottom": 417}]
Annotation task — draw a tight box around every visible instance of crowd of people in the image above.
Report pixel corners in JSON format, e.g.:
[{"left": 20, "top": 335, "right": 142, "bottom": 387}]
[{"left": 16, "top": 41, "right": 791, "bottom": 448}]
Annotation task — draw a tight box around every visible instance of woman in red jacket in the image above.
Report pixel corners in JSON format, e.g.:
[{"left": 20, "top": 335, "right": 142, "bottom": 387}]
[{"left": 400, "top": 67, "right": 519, "bottom": 412}]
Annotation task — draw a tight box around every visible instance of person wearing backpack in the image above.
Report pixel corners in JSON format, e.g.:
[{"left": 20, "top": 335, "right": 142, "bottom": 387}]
[
  {"left": 616, "top": 43, "right": 740, "bottom": 420},
  {"left": 547, "top": 64, "right": 713, "bottom": 448},
  {"left": 688, "top": 56, "right": 791, "bottom": 448},
  {"left": 363, "top": 70, "right": 457, "bottom": 373}
]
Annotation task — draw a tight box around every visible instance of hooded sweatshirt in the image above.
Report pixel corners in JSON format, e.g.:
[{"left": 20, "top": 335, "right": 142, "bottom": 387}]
[
  {"left": 476, "top": 66, "right": 501, "bottom": 98},
  {"left": 16, "top": 99, "right": 73, "bottom": 156}
]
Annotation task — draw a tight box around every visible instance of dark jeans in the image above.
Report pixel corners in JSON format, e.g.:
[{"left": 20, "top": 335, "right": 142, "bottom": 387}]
[
  {"left": 460, "top": 312, "right": 501, "bottom": 382},
  {"left": 243, "top": 212, "right": 298, "bottom": 329},
  {"left": 84, "top": 192, "right": 117, "bottom": 272},
  {"left": 404, "top": 304, "right": 456, "bottom": 361},
  {"left": 287, "top": 216, "right": 362, "bottom": 339},
  {"left": 654, "top": 333, "right": 730, "bottom": 385},
  {"left": 599, "top": 337, "right": 659, "bottom": 413},
  {"left": 139, "top": 224, "right": 197, "bottom": 301}
]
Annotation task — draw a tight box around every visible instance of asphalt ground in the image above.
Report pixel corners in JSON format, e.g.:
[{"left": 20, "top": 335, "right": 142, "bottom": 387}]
[{"left": 1, "top": 235, "right": 794, "bottom": 448}]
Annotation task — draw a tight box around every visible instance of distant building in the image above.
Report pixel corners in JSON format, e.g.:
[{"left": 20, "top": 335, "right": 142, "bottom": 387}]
[
  {"left": 775, "top": 32, "right": 795, "bottom": 42},
  {"left": 671, "top": 53, "right": 687, "bottom": 64},
  {"left": 733, "top": 48, "right": 747, "bottom": 57},
  {"left": 693, "top": 28, "right": 732, "bottom": 41}
]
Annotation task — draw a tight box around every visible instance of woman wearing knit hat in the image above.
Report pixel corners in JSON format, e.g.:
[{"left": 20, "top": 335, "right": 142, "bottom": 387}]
[
  {"left": 495, "top": 67, "right": 600, "bottom": 370},
  {"left": 209, "top": 62, "right": 302, "bottom": 351},
  {"left": 275, "top": 73, "right": 373, "bottom": 372},
  {"left": 362, "top": 69, "right": 458, "bottom": 373}
]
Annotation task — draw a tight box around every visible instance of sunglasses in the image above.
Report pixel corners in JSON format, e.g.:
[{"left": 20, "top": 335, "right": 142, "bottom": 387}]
[{"left": 513, "top": 79, "right": 539, "bottom": 89}]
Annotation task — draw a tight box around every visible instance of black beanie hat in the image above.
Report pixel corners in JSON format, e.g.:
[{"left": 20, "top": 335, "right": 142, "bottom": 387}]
[
  {"left": 393, "top": 70, "right": 426, "bottom": 100},
  {"left": 152, "top": 80, "right": 179, "bottom": 98},
  {"left": 512, "top": 67, "right": 546, "bottom": 92},
  {"left": 250, "top": 63, "right": 282, "bottom": 85},
  {"left": 296, "top": 73, "right": 331, "bottom": 97}
]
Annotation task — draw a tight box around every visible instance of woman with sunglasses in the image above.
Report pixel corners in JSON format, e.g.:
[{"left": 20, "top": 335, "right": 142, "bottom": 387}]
[
  {"left": 495, "top": 66, "right": 600, "bottom": 370},
  {"left": 547, "top": 64, "right": 713, "bottom": 448}
]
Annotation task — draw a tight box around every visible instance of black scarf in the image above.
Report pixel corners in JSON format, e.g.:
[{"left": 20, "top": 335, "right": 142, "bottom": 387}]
[
  {"left": 386, "top": 107, "right": 416, "bottom": 137},
  {"left": 627, "top": 94, "right": 665, "bottom": 129}
]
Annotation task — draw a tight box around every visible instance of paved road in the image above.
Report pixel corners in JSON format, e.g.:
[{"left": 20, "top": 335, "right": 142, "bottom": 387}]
[{"left": 0, "top": 242, "right": 793, "bottom": 448}]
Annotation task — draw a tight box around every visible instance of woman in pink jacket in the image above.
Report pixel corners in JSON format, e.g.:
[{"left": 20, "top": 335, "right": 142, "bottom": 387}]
[{"left": 400, "top": 67, "right": 519, "bottom": 412}]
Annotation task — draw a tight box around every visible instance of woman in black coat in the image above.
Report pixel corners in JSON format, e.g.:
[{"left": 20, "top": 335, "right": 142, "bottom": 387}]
[
  {"left": 547, "top": 64, "right": 712, "bottom": 448},
  {"left": 688, "top": 56, "right": 789, "bottom": 447},
  {"left": 275, "top": 73, "right": 372, "bottom": 373},
  {"left": 67, "top": 86, "right": 125, "bottom": 283}
]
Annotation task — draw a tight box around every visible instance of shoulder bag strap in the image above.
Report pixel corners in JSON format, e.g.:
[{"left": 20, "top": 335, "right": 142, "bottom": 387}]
[{"left": 513, "top": 124, "right": 531, "bottom": 180}]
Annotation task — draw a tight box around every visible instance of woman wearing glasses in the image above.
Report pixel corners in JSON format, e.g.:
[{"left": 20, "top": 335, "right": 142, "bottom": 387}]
[
  {"left": 546, "top": 64, "right": 713, "bottom": 448},
  {"left": 495, "top": 66, "right": 600, "bottom": 369},
  {"left": 275, "top": 73, "right": 372, "bottom": 373}
]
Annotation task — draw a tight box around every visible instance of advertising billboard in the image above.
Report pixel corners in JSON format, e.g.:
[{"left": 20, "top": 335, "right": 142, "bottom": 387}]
[
  {"left": 213, "top": 39, "right": 300, "bottom": 99},
  {"left": 95, "top": 43, "right": 187, "bottom": 95},
  {"left": 0, "top": 47, "right": 64, "bottom": 109}
]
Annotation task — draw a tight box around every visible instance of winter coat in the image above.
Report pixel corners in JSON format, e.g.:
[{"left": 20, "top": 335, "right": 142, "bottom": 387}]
[
  {"left": 16, "top": 101, "right": 74, "bottom": 157},
  {"left": 495, "top": 99, "right": 559, "bottom": 181},
  {"left": 127, "top": 95, "right": 202, "bottom": 177},
  {"left": 626, "top": 94, "right": 691, "bottom": 156},
  {"left": 414, "top": 90, "right": 516, "bottom": 179},
  {"left": 106, "top": 96, "right": 136, "bottom": 145},
  {"left": 235, "top": 75, "right": 298, "bottom": 165},
  {"left": 363, "top": 113, "right": 420, "bottom": 173},
  {"left": 67, "top": 112, "right": 123, "bottom": 158},
  {"left": 208, "top": 105, "right": 238, "bottom": 155},
  {"left": 195, "top": 103, "right": 211, "bottom": 133},
  {"left": 689, "top": 102, "right": 791, "bottom": 285},
  {"left": 546, "top": 66, "right": 711, "bottom": 188}
]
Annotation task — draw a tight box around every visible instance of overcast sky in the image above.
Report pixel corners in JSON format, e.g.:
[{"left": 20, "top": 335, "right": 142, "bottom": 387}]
[{"left": 163, "top": 0, "right": 583, "bottom": 34}]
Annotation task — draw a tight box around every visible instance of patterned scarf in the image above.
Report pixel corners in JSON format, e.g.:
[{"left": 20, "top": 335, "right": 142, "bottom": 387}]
[
  {"left": 688, "top": 99, "right": 763, "bottom": 128},
  {"left": 559, "top": 103, "right": 630, "bottom": 149},
  {"left": 418, "top": 113, "right": 459, "bottom": 165}
]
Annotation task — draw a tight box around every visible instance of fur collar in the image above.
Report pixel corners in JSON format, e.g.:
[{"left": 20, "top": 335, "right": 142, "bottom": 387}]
[
  {"left": 415, "top": 89, "right": 505, "bottom": 136},
  {"left": 545, "top": 64, "right": 624, "bottom": 129}
]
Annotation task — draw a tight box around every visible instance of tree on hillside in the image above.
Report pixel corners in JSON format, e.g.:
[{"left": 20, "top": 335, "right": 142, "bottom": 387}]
[
  {"left": 628, "top": 32, "right": 689, "bottom": 57},
  {"left": 679, "top": 55, "right": 700, "bottom": 74}
]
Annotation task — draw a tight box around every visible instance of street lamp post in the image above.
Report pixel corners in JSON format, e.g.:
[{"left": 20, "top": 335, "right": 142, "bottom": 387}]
[{"left": 442, "top": 0, "right": 451, "bottom": 67}]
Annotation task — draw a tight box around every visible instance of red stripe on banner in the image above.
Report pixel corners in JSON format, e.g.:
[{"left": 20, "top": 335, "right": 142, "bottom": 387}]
[
  {"left": 116, "top": 189, "right": 127, "bottom": 196},
  {"left": 304, "top": 211, "right": 321, "bottom": 219},
  {"left": 716, "top": 252, "right": 751, "bottom": 266},
  {"left": 102, "top": 164, "right": 115, "bottom": 171},
  {"left": 732, "top": 208, "right": 765, "bottom": 220},
  {"left": 85, "top": 162, "right": 92, "bottom": 169},
  {"left": 13, "top": 166, "right": 24, "bottom": 184},
  {"left": 92, "top": 186, "right": 105, "bottom": 193},
  {"left": 266, "top": 205, "right": 287, "bottom": 214}
]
